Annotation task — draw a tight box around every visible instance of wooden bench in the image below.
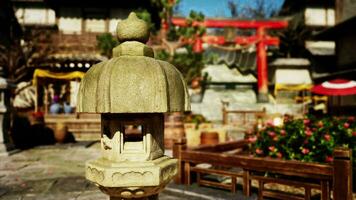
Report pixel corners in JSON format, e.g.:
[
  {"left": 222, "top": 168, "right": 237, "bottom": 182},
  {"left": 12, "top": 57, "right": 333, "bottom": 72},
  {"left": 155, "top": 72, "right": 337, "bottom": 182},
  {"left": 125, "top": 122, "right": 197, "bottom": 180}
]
[
  {"left": 191, "top": 165, "right": 244, "bottom": 193},
  {"left": 173, "top": 139, "right": 353, "bottom": 200},
  {"left": 251, "top": 174, "right": 330, "bottom": 200}
]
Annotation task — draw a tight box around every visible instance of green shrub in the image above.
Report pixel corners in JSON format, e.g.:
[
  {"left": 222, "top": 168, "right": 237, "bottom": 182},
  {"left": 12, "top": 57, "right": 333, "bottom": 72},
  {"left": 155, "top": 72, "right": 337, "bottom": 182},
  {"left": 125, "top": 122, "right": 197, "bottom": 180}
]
[{"left": 250, "top": 115, "right": 356, "bottom": 164}]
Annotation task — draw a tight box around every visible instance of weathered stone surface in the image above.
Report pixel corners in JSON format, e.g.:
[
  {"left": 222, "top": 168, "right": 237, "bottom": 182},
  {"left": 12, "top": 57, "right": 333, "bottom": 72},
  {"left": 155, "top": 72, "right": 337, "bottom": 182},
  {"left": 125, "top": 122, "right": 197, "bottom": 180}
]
[
  {"left": 77, "top": 12, "right": 190, "bottom": 114},
  {"left": 86, "top": 156, "right": 177, "bottom": 188},
  {"left": 116, "top": 12, "right": 150, "bottom": 43},
  {"left": 77, "top": 56, "right": 190, "bottom": 113}
]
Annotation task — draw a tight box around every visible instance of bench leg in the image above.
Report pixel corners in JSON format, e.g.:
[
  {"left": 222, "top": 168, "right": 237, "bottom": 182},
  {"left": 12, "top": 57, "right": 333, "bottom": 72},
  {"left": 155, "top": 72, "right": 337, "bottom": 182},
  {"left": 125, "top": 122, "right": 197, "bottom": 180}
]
[
  {"left": 321, "top": 180, "right": 330, "bottom": 200},
  {"left": 184, "top": 162, "right": 191, "bottom": 185},
  {"left": 196, "top": 172, "right": 201, "bottom": 186},
  {"left": 231, "top": 176, "right": 236, "bottom": 193},
  {"left": 305, "top": 187, "right": 311, "bottom": 200},
  {"left": 258, "top": 180, "right": 264, "bottom": 200},
  {"left": 243, "top": 170, "right": 251, "bottom": 196}
]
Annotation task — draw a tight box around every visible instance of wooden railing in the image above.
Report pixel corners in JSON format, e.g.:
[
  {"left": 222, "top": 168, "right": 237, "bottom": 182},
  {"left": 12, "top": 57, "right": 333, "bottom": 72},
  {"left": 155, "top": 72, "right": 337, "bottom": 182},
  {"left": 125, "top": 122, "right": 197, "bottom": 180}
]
[
  {"left": 222, "top": 104, "right": 266, "bottom": 126},
  {"left": 173, "top": 139, "right": 353, "bottom": 200}
]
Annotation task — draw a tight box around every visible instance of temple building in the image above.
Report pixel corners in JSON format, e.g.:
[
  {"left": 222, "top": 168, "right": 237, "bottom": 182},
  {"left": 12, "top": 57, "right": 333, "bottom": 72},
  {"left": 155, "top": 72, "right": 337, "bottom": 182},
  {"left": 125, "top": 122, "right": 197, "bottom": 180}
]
[{"left": 10, "top": 0, "right": 161, "bottom": 140}]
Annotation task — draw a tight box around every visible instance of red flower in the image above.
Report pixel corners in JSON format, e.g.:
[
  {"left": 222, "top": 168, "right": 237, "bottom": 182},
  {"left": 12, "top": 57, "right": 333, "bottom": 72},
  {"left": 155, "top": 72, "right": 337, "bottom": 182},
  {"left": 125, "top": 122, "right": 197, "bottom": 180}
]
[
  {"left": 303, "top": 119, "right": 310, "bottom": 125},
  {"left": 305, "top": 130, "right": 313, "bottom": 137},
  {"left": 303, "top": 140, "right": 309, "bottom": 145},
  {"left": 248, "top": 136, "right": 257, "bottom": 143},
  {"left": 277, "top": 152, "right": 283, "bottom": 158},
  {"left": 273, "top": 136, "right": 279, "bottom": 142},
  {"left": 280, "top": 129, "right": 286, "bottom": 136},
  {"left": 344, "top": 123, "right": 350, "bottom": 128},
  {"left": 266, "top": 120, "right": 274, "bottom": 127},
  {"left": 348, "top": 116, "right": 355, "bottom": 122},
  {"left": 255, "top": 148, "right": 263, "bottom": 155},
  {"left": 317, "top": 121, "right": 324, "bottom": 128},
  {"left": 301, "top": 148, "right": 310, "bottom": 154},
  {"left": 268, "top": 146, "right": 275, "bottom": 152},
  {"left": 353, "top": 132, "right": 356, "bottom": 137},
  {"left": 325, "top": 156, "right": 333, "bottom": 162},
  {"left": 324, "top": 134, "right": 331, "bottom": 141},
  {"left": 268, "top": 131, "right": 276, "bottom": 137}
]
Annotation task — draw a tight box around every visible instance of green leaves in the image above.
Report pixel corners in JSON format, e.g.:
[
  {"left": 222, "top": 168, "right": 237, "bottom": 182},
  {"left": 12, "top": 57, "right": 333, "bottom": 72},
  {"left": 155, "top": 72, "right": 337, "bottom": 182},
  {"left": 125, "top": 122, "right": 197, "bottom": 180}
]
[
  {"left": 177, "top": 11, "right": 206, "bottom": 38},
  {"left": 96, "top": 33, "right": 118, "bottom": 58}
]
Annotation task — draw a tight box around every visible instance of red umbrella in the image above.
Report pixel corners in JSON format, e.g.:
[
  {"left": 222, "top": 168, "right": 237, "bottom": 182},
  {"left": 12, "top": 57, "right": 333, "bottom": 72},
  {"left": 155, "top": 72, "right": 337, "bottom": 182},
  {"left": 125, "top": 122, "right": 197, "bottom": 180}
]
[{"left": 312, "top": 79, "right": 356, "bottom": 96}]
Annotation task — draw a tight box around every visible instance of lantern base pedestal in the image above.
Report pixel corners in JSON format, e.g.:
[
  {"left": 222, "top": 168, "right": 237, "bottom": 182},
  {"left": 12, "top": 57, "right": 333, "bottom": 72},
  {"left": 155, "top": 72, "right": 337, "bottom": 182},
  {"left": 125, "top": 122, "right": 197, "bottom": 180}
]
[{"left": 86, "top": 156, "right": 177, "bottom": 199}]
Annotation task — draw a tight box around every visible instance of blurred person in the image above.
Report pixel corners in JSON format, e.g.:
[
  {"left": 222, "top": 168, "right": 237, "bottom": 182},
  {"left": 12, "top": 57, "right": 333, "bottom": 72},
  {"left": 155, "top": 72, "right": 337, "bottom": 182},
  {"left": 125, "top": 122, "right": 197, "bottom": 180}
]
[
  {"left": 29, "top": 111, "right": 56, "bottom": 146},
  {"left": 11, "top": 111, "right": 56, "bottom": 149},
  {"left": 49, "top": 95, "right": 62, "bottom": 114}
]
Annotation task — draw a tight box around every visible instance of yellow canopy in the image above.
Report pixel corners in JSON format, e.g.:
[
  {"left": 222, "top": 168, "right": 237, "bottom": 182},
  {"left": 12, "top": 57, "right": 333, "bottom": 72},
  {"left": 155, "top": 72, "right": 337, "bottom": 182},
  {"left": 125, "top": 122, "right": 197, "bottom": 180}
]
[
  {"left": 274, "top": 84, "right": 313, "bottom": 95},
  {"left": 274, "top": 69, "right": 313, "bottom": 95},
  {"left": 33, "top": 69, "right": 85, "bottom": 85}
]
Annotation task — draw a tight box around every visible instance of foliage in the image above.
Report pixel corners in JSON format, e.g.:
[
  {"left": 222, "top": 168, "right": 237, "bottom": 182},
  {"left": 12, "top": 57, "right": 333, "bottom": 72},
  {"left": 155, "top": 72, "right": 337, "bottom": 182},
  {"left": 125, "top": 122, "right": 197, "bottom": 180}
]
[
  {"left": 156, "top": 46, "right": 205, "bottom": 83},
  {"left": 250, "top": 115, "right": 356, "bottom": 164},
  {"left": 184, "top": 113, "right": 208, "bottom": 128},
  {"left": 135, "top": 9, "right": 155, "bottom": 32},
  {"left": 272, "top": 13, "right": 312, "bottom": 58},
  {"left": 176, "top": 10, "right": 206, "bottom": 38},
  {"left": 157, "top": 10, "right": 207, "bottom": 83},
  {"left": 227, "top": 0, "right": 278, "bottom": 19},
  {"left": 96, "top": 33, "right": 118, "bottom": 58},
  {"left": 149, "top": 0, "right": 180, "bottom": 21}
]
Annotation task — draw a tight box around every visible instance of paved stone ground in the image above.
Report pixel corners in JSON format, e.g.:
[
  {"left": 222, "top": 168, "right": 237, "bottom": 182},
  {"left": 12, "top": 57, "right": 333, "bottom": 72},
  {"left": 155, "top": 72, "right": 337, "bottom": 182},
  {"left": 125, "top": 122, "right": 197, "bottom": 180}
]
[{"left": 0, "top": 142, "right": 257, "bottom": 200}]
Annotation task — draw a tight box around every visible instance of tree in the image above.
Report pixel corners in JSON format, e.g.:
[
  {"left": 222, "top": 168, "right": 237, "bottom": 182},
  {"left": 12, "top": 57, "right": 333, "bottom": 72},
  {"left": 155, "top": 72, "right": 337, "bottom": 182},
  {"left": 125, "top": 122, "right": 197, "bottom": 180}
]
[
  {"left": 272, "top": 13, "right": 312, "bottom": 58},
  {"left": 227, "top": 0, "right": 279, "bottom": 19},
  {"left": 156, "top": 11, "right": 207, "bottom": 83}
]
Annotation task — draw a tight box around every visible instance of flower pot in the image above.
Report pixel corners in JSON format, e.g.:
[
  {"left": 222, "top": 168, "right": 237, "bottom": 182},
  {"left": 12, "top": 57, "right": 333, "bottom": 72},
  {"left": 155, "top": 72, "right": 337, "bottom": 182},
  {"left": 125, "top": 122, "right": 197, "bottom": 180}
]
[{"left": 200, "top": 131, "right": 219, "bottom": 145}]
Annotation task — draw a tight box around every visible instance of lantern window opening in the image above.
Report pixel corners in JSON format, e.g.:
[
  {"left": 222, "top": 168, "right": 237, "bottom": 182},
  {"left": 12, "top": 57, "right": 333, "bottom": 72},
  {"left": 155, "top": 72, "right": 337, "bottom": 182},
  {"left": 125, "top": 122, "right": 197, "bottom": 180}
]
[
  {"left": 124, "top": 124, "right": 144, "bottom": 142},
  {"left": 121, "top": 121, "right": 146, "bottom": 153}
]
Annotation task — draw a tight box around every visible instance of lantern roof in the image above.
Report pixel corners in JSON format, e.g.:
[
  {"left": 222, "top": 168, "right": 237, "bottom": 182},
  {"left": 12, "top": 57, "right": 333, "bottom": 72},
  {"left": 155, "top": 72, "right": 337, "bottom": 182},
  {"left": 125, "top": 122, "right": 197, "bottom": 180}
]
[{"left": 77, "top": 12, "right": 190, "bottom": 113}]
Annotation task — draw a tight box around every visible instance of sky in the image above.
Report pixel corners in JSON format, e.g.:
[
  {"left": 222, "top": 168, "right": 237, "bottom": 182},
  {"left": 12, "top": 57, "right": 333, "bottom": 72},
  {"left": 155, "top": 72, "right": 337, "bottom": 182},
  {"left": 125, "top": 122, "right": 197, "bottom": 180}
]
[{"left": 175, "top": 0, "right": 285, "bottom": 18}]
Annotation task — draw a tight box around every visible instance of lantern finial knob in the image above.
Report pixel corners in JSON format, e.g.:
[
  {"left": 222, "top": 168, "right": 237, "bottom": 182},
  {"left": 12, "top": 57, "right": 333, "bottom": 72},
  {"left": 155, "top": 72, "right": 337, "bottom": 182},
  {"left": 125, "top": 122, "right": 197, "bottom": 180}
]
[{"left": 116, "top": 12, "right": 150, "bottom": 43}]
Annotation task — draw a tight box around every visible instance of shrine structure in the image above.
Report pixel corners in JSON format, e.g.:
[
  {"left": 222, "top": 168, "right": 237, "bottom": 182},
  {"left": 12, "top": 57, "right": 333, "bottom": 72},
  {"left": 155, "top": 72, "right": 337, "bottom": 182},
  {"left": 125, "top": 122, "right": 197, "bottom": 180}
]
[{"left": 170, "top": 18, "right": 288, "bottom": 102}]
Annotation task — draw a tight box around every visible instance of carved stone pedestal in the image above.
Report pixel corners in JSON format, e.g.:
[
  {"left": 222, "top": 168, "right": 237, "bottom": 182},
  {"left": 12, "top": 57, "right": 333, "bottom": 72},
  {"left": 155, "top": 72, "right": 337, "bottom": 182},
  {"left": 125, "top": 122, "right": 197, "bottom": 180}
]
[{"left": 86, "top": 156, "right": 177, "bottom": 199}]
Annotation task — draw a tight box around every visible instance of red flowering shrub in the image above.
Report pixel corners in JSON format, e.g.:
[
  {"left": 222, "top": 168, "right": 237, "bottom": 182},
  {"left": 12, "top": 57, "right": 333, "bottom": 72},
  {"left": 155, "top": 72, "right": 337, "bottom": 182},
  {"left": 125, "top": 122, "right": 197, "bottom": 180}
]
[{"left": 252, "top": 115, "right": 356, "bottom": 164}]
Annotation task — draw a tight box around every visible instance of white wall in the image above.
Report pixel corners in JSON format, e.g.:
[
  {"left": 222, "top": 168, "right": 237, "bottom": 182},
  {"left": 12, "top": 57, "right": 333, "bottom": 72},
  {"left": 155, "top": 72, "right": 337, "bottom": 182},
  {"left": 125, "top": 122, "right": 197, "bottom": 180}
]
[
  {"left": 16, "top": 8, "right": 56, "bottom": 25},
  {"left": 58, "top": 18, "right": 82, "bottom": 34},
  {"left": 304, "top": 8, "right": 335, "bottom": 26}
]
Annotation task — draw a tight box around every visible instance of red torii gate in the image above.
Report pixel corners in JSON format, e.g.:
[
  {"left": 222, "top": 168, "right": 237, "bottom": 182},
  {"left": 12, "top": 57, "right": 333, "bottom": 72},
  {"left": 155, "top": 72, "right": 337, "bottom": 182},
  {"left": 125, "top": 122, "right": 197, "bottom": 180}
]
[{"left": 170, "top": 18, "right": 288, "bottom": 102}]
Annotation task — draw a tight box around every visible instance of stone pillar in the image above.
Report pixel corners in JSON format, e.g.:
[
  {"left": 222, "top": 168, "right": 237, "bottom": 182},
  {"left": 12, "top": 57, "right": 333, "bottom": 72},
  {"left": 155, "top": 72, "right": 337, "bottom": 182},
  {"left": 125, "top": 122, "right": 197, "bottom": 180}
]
[{"left": 0, "top": 78, "right": 14, "bottom": 157}]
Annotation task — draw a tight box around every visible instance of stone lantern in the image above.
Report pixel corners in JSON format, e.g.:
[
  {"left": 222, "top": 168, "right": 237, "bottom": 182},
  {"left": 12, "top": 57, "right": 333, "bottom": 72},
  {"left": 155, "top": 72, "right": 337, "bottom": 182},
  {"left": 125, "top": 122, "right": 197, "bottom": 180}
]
[{"left": 77, "top": 12, "right": 190, "bottom": 200}]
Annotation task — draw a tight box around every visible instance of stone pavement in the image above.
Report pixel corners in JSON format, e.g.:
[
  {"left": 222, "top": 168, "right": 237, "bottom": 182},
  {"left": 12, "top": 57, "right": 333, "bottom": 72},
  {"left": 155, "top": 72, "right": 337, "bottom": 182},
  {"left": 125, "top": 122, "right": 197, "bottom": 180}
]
[{"left": 0, "top": 142, "right": 257, "bottom": 200}]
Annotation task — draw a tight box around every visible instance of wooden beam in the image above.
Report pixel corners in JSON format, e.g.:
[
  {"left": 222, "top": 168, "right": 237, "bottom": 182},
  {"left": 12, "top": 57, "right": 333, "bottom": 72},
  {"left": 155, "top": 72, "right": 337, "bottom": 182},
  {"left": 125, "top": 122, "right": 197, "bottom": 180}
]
[
  {"left": 180, "top": 150, "right": 333, "bottom": 179},
  {"left": 172, "top": 18, "right": 288, "bottom": 29}
]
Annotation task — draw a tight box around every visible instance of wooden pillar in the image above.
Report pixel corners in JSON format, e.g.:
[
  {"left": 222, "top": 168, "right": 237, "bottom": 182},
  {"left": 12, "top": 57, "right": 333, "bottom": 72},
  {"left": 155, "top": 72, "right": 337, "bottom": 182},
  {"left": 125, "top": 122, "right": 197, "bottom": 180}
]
[
  {"left": 44, "top": 85, "right": 48, "bottom": 115},
  {"left": 256, "top": 27, "right": 269, "bottom": 102},
  {"left": 184, "top": 161, "right": 191, "bottom": 185},
  {"left": 34, "top": 80, "right": 38, "bottom": 112},
  {"left": 333, "top": 147, "right": 352, "bottom": 200},
  {"left": 320, "top": 180, "right": 330, "bottom": 200},
  {"left": 243, "top": 170, "right": 251, "bottom": 196},
  {"left": 173, "top": 138, "right": 187, "bottom": 184}
]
